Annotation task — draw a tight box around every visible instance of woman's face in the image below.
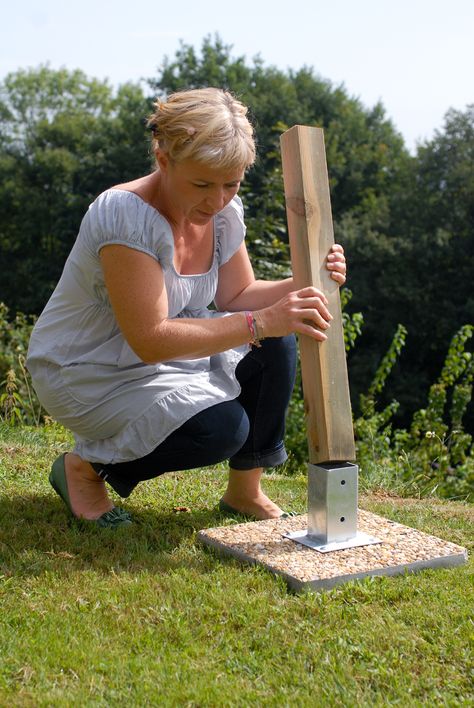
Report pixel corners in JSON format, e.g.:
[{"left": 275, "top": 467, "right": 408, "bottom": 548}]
[{"left": 158, "top": 155, "right": 244, "bottom": 225}]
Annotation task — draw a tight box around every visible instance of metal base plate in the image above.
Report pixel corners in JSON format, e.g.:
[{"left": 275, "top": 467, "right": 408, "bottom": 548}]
[{"left": 284, "top": 529, "right": 382, "bottom": 553}]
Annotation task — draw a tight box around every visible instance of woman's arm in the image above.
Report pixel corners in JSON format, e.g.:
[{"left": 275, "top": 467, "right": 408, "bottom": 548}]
[
  {"left": 100, "top": 228, "right": 347, "bottom": 366},
  {"left": 100, "top": 245, "right": 255, "bottom": 363},
  {"left": 100, "top": 243, "right": 335, "bottom": 364},
  {"left": 214, "top": 242, "right": 346, "bottom": 311}
]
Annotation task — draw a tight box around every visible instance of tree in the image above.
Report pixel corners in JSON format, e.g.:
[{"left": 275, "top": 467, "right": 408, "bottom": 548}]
[
  {"left": 148, "top": 35, "right": 407, "bottom": 226},
  {"left": 341, "top": 106, "right": 474, "bottom": 429},
  {"left": 0, "top": 66, "right": 151, "bottom": 314},
  {"left": 1, "top": 46, "right": 470, "bottom": 433}
]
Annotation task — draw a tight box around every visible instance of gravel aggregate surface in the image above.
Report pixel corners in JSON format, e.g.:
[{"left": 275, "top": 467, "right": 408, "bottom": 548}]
[{"left": 198, "top": 510, "right": 468, "bottom": 591}]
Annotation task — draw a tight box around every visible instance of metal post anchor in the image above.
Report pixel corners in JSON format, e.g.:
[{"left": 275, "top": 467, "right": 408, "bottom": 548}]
[{"left": 284, "top": 462, "right": 381, "bottom": 553}]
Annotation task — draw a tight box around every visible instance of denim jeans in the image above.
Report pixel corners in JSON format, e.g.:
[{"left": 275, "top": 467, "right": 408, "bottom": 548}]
[{"left": 93, "top": 335, "right": 297, "bottom": 498}]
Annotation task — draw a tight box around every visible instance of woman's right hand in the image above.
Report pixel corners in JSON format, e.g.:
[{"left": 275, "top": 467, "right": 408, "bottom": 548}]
[{"left": 257, "top": 286, "right": 333, "bottom": 342}]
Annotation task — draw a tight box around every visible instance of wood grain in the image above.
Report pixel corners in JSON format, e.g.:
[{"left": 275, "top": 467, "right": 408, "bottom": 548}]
[{"left": 280, "top": 125, "right": 355, "bottom": 463}]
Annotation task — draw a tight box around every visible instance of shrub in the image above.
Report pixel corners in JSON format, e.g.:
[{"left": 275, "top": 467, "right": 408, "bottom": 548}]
[
  {"left": 1, "top": 299, "right": 472, "bottom": 501},
  {"left": 0, "top": 302, "right": 42, "bottom": 425},
  {"left": 285, "top": 303, "right": 473, "bottom": 502},
  {"left": 354, "top": 324, "right": 473, "bottom": 501}
]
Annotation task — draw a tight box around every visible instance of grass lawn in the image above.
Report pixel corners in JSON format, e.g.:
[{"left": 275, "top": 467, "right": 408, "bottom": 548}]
[{"left": 0, "top": 424, "right": 472, "bottom": 706}]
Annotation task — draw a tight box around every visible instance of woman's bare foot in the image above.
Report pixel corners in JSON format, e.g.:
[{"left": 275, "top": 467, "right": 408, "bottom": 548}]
[
  {"left": 221, "top": 491, "right": 284, "bottom": 520},
  {"left": 222, "top": 467, "right": 284, "bottom": 520},
  {"left": 64, "top": 453, "right": 114, "bottom": 520}
]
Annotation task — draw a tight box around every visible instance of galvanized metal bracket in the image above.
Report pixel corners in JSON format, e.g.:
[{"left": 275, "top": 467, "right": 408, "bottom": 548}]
[{"left": 284, "top": 462, "right": 381, "bottom": 553}]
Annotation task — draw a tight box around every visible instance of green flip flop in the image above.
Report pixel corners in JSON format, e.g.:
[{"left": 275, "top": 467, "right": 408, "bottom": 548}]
[
  {"left": 49, "top": 454, "right": 132, "bottom": 528},
  {"left": 218, "top": 498, "right": 298, "bottom": 520}
]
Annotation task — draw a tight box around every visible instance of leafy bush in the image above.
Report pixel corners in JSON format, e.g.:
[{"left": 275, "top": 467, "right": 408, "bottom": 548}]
[
  {"left": 390, "top": 325, "right": 474, "bottom": 500},
  {"left": 1, "top": 300, "right": 472, "bottom": 501},
  {"left": 353, "top": 324, "right": 473, "bottom": 501},
  {"left": 0, "top": 303, "right": 42, "bottom": 425},
  {"left": 285, "top": 301, "right": 473, "bottom": 502}
]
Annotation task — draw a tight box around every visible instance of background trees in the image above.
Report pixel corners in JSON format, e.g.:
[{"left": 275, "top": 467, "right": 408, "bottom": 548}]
[
  {"left": 342, "top": 106, "right": 474, "bottom": 428},
  {"left": 0, "top": 37, "right": 472, "bottom": 433},
  {"left": 0, "top": 66, "right": 150, "bottom": 313}
]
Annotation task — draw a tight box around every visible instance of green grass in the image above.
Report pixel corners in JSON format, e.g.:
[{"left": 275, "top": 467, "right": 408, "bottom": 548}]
[{"left": 0, "top": 424, "right": 473, "bottom": 706}]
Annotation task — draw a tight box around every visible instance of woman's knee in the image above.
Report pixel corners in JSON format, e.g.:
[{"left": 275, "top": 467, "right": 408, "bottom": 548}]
[{"left": 243, "top": 335, "right": 297, "bottom": 387}]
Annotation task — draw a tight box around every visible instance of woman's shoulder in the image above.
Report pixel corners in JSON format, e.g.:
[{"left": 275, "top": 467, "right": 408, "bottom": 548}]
[
  {"left": 220, "top": 195, "right": 244, "bottom": 220},
  {"left": 90, "top": 186, "right": 151, "bottom": 214},
  {"left": 215, "top": 195, "right": 245, "bottom": 234},
  {"left": 88, "top": 172, "right": 156, "bottom": 211},
  {"left": 83, "top": 187, "right": 173, "bottom": 264}
]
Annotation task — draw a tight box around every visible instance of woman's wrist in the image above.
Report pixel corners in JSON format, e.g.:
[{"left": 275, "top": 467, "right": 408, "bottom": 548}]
[
  {"left": 244, "top": 311, "right": 265, "bottom": 348},
  {"left": 253, "top": 310, "right": 265, "bottom": 342}
]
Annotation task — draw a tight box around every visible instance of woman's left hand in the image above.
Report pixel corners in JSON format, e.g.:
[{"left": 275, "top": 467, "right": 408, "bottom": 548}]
[{"left": 326, "top": 244, "right": 346, "bottom": 285}]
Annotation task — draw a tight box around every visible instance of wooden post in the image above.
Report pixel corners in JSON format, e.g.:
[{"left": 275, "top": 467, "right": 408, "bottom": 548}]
[{"left": 280, "top": 125, "right": 355, "bottom": 464}]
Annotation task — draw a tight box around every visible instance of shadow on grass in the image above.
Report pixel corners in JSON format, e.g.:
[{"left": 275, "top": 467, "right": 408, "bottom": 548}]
[{"left": 0, "top": 492, "right": 239, "bottom": 578}]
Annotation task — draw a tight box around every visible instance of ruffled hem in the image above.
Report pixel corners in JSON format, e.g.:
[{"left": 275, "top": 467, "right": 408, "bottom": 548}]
[{"left": 72, "top": 351, "right": 244, "bottom": 464}]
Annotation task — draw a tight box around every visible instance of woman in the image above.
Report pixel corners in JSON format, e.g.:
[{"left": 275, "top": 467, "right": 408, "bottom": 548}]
[{"left": 26, "top": 88, "right": 346, "bottom": 527}]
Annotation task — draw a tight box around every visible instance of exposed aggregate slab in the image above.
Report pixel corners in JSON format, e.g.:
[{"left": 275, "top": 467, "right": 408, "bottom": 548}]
[{"left": 197, "top": 510, "right": 468, "bottom": 592}]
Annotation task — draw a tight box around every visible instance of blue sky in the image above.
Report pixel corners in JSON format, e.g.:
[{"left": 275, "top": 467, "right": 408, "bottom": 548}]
[{"left": 2, "top": 0, "right": 473, "bottom": 152}]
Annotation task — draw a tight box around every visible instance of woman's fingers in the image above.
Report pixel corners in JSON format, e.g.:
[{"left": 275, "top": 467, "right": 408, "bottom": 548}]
[
  {"left": 295, "top": 286, "right": 328, "bottom": 305},
  {"left": 297, "top": 320, "right": 328, "bottom": 341},
  {"left": 329, "top": 270, "right": 346, "bottom": 285},
  {"left": 302, "top": 310, "right": 331, "bottom": 332},
  {"left": 261, "top": 286, "right": 336, "bottom": 339},
  {"left": 294, "top": 290, "right": 332, "bottom": 323},
  {"left": 327, "top": 244, "right": 346, "bottom": 284}
]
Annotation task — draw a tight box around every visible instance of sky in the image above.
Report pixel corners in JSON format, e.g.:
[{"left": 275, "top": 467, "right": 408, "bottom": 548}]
[{"left": 2, "top": 0, "right": 473, "bottom": 153}]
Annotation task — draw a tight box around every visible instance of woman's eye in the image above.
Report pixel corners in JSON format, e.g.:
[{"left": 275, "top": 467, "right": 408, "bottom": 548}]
[{"left": 192, "top": 182, "right": 240, "bottom": 189}]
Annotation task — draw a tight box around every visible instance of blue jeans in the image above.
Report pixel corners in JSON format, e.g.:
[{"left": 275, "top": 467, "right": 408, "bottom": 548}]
[{"left": 93, "top": 336, "right": 297, "bottom": 498}]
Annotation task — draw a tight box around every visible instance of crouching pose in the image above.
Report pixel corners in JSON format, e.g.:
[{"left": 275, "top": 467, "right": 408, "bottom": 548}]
[{"left": 27, "top": 88, "right": 346, "bottom": 527}]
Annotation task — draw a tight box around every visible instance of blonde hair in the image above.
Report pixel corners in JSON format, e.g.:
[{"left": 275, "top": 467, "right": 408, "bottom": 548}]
[{"left": 147, "top": 88, "right": 256, "bottom": 170}]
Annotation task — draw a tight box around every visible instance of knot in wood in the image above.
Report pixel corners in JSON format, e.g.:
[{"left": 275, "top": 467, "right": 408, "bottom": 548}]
[{"left": 286, "top": 196, "right": 315, "bottom": 219}]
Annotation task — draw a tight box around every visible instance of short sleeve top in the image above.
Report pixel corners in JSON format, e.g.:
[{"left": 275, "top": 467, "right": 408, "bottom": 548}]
[
  {"left": 27, "top": 189, "right": 247, "bottom": 369},
  {"left": 26, "top": 189, "right": 249, "bottom": 463}
]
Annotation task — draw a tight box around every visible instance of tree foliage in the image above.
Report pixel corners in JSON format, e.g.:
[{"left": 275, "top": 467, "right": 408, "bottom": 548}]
[
  {"left": 150, "top": 35, "right": 407, "bottom": 225},
  {"left": 341, "top": 105, "right": 474, "bottom": 429},
  {"left": 0, "top": 66, "right": 151, "bottom": 313},
  {"left": 0, "top": 37, "right": 472, "bottom": 438}
]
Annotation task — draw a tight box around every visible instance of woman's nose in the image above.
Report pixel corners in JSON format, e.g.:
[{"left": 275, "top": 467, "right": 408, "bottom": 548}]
[{"left": 205, "top": 188, "right": 226, "bottom": 211}]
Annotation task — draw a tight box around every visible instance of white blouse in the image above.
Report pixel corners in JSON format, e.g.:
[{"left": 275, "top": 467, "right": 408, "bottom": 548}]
[{"left": 26, "top": 189, "right": 249, "bottom": 464}]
